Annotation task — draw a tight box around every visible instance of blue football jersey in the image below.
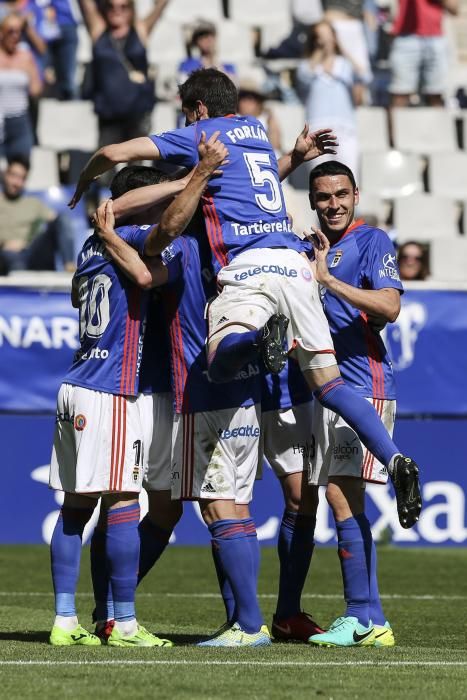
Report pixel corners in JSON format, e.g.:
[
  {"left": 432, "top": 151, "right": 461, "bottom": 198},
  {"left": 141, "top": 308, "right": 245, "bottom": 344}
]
[
  {"left": 150, "top": 115, "right": 305, "bottom": 272},
  {"left": 160, "top": 232, "right": 261, "bottom": 413},
  {"left": 322, "top": 220, "right": 404, "bottom": 400},
  {"left": 64, "top": 226, "right": 152, "bottom": 396},
  {"left": 139, "top": 291, "right": 172, "bottom": 395},
  {"left": 261, "top": 357, "right": 313, "bottom": 412}
]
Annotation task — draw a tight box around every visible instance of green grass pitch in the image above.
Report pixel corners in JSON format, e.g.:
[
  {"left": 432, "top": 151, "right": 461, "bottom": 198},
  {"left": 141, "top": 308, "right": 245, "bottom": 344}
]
[{"left": 0, "top": 545, "right": 465, "bottom": 699}]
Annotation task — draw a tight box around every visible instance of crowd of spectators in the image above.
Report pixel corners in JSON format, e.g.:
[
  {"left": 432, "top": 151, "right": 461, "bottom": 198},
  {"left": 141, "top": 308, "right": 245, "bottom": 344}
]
[{"left": 0, "top": 0, "right": 465, "bottom": 276}]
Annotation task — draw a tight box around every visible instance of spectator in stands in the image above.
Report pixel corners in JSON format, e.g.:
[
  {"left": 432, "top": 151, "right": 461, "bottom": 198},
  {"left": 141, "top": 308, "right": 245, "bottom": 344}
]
[
  {"left": 78, "top": 0, "right": 169, "bottom": 147},
  {"left": 40, "top": 0, "right": 79, "bottom": 100},
  {"left": 295, "top": 20, "right": 368, "bottom": 176},
  {"left": 237, "top": 79, "right": 282, "bottom": 152},
  {"left": 0, "top": 12, "right": 42, "bottom": 159},
  {"left": 0, "top": 155, "right": 75, "bottom": 271},
  {"left": 178, "top": 21, "right": 236, "bottom": 81},
  {"left": 389, "top": 0, "right": 459, "bottom": 107},
  {"left": 397, "top": 241, "right": 430, "bottom": 281}
]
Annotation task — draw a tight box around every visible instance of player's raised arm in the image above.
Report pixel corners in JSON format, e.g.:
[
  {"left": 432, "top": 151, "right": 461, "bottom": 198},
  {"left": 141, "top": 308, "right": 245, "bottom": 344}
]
[
  {"left": 93, "top": 200, "right": 168, "bottom": 289},
  {"left": 144, "top": 131, "right": 228, "bottom": 256},
  {"left": 69, "top": 137, "right": 162, "bottom": 209},
  {"left": 112, "top": 174, "right": 190, "bottom": 223},
  {"left": 277, "top": 125, "right": 338, "bottom": 182}
]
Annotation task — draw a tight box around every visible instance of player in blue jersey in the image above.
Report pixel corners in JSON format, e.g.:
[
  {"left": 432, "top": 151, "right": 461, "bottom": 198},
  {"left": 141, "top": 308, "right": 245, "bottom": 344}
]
[
  {"left": 304, "top": 160, "right": 422, "bottom": 648},
  {"left": 48, "top": 163, "right": 207, "bottom": 647},
  {"left": 70, "top": 69, "right": 421, "bottom": 528}
]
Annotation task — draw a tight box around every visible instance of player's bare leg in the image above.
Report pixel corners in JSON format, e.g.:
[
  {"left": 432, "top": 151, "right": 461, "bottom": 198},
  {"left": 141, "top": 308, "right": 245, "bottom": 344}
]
[
  {"left": 272, "top": 475, "right": 324, "bottom": 642},
  {"left": 50, "top": 492, "right": 100, "bottom": 646}
]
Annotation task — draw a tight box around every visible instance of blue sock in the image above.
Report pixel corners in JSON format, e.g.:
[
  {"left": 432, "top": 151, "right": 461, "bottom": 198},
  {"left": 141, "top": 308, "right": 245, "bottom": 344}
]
[
  {"left": 90, "top": 527, "right": 114, "bottom": 621},
  {"left": 50, "top": 506, "right": 94, "bottom": 617},
  {"left": 241, "top": 518, "right": 260, "bottom": 580},
  {"left": 138, "top": 515, "right": 171, "bottom": 583},
  {"left": 211, "top": 541, "right": 236, "bottom": 625},
  {"left": 275, "top": 511, "right": 316, "bottom": 619},
  {"left": 209, "top": 519, "right": 264, "bottom": 634},
  {"left": 355, "top": 513, "right": 386, "bottom": 626},
  {"left": 336, "top": 516, "right": 370, "bottom": 627},
  {"left": 208, "top": 330, "right": 262, "bottom": 383},
  {"left": 314, "top": 378, "right": 398, "bottom": 467},
  {"left": 106, "top": 503, "right": 140, "bottom": 622}
]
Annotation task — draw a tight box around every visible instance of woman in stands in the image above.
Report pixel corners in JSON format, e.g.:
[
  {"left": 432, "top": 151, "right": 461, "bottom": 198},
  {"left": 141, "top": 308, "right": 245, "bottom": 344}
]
[
  {"left": 397, "top": 241, "right": 430, "bottom": 281},
  {"left": 0, "top": 12, "right": 42, "bottom": 159},
  {"left": 78, "top": 0, "right": 169, "bottom": 148},
  {"left": 295, "top": 20, "right": 369, "bottom": 177}
]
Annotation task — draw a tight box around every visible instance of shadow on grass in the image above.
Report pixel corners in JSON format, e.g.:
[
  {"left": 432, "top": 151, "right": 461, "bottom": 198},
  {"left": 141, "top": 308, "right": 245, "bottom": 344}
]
[{"left": 0, "top": 631, "right": 50, "bottom": 643}]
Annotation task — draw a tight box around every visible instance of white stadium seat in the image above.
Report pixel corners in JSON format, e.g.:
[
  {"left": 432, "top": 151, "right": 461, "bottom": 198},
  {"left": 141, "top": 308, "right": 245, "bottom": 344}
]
[
  {"left": 430, "top": 236, "right": 467, "bottom": 282},
  {"left": 38, "top": 99, "right": 98, "bottom": 152},
  {"left": 392, "top": 107, "right": 458, "bottom": 154},
  {"left": 393, "top": 193, "right": 459, "bottom": 243},
  {"left": 151, "top": 102, "right": 177, "bottom": 134},
  {"left": 282, "top": 184, "right": 319, "bottom": 237},
  {"left": 360, "top": 151, "right": 423, "bottom": 198},
  {"left": 259, "top": 20, "right": 294, "bottom": 54},
  {"left": 429, "top": 153, "right": 467, "bottom": 200},
  {"left": 266, "top": 101, "right": 306, "bottom": 153},
  {"left": 217, "top": 20, "right": 255, "bottom": 65},
  {"left": 355, "top": 192, "right": 388, "bottom": 224},
  {"left": 356, "top": 107, "right": 389, "bottom": 152},
  {"left": 229, "top": 0, "right": 291, "bottom": 26},
  {"left": 26, "top": 147, "right": 60, "bottom": 190},
  {"left": 165, "top": 0, "right": 224, "bottom": 23},
  {"left": 147, "top": 20, "right": 186, "bottom": 65},
  {"left": 76, "top": 23, "right": 92, "bottom": 64}
]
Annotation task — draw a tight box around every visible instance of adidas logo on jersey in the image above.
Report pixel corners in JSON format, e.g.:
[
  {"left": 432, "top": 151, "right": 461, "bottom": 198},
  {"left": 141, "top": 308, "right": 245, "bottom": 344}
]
[
  {"left": 201, "top": 482, "right": 216, "bottom": 493},
  {"left": 217, "top": 316, "right": 229, "bottom": 324}
]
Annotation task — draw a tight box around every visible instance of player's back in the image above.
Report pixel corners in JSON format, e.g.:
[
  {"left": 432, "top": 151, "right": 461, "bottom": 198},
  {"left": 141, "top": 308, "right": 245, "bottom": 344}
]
[
  {"left": 65, "top": 232, "right": 148, "bottom": 396},
  {"left": 151, "top": 115, "right": 304, "bottom": 270}
]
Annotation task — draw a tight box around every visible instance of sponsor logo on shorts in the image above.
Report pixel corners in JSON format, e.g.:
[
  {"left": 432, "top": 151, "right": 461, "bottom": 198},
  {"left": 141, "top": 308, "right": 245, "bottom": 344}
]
[
  {"left": 75, "top": 347, "right": 109, "bottom": 361},
  {"left": 234, "top": 265, "right": 298, "bottom": 282},
  {"left": 333, "top": 438, "right": 359, "bottom": 460},
  {"left": 301, "top": 267, "right": 312, "bottom": 281},
  {"left": 74, "top": 414, "right": 87, "bottom": 431},
  {"left": 330, "top": 250, "right": 343, "bottom": 268},
  {"left": 379, "top": 253, "right": 400, "bottom": 281},
  {"left": 201, "top": 482, "right": 216, "bottom": 493},
  {"left": 56, "top": 411, "right": 74, "bottom": 424},
  {"left": 292, "top": 438, "right": 315, "bottom": 459},
  {"left": 218, "top": 425, "right": 260, "bottom": 440},
  {"left": 217, "top": 315, "right": 229, "bottom": 325},
  {"left": 132, "top": 466, "right": 139, "bottom": 483}
]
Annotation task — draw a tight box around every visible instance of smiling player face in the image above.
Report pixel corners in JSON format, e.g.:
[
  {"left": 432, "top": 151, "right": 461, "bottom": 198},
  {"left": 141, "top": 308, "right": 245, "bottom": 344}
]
[{"left": 309, "top": 174, "right": 359, "bottom": 241}]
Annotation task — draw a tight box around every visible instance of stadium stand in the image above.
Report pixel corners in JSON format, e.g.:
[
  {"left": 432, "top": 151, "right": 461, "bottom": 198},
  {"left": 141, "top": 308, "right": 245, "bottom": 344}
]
[
  {"left": 391, "top": 107, "right": 459, "bottom": 154},
  {"left": 393, "top": 193, "right": 460, "bottom": 243},
  {"left": 37, "top": 99, "right": 98, "bottom": 152},
  {"left": 360, "top": 151, "right": 423, "bottom": 199},
  {"left": 429, "top": 153, "right": 467, "bottom": 199}
]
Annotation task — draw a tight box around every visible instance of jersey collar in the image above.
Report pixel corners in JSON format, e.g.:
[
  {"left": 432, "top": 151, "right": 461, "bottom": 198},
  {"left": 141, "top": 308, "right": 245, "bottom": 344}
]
[{"left": 331, "top": 218, "right": 366, "bottom": 245}]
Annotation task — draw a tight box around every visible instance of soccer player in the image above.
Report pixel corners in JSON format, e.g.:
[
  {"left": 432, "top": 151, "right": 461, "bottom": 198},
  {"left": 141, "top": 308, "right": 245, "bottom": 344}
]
[
  {"left": 70, "top": 68, "right": 420, "bottom": 526},
  {"left": 94, "top": 169, "right": 270, "bottom": 648},
  {"left": 305, "top": 160, "right": 422, "bottom": 648}
]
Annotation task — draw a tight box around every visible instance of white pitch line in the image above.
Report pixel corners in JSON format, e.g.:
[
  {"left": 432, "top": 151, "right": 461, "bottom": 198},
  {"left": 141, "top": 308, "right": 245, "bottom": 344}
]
[
  {"left": 0, "top": 592, "right": 464, "bottom": 601},
  {"left": 0, "top": 660, "right": 467, "bottom": 668}
]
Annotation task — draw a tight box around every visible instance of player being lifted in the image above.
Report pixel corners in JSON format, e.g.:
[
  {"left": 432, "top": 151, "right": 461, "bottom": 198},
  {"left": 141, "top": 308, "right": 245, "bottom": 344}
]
[{"left": 70, "top": 68, "right": 422, "bottom": 535}]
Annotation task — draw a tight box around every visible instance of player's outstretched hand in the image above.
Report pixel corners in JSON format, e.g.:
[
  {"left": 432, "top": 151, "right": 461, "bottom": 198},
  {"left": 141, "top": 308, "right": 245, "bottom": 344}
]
[
  {"left": 304, "top": 225, "right": 332, "bottom": 285},
  {"left": 69, "top": 172, "right": 95, "bottom": 209},
  {"left": 92, "top": 199, "right": 115, "bottom": 240},
  {"left": 293, "top": 124, "right": 338, "bottom": 163},
  {"left": 198, "top": 130, "right": 229, "bottom": 176}
]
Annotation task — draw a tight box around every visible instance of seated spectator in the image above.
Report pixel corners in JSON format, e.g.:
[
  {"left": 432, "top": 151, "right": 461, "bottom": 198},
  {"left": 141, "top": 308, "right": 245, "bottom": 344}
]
[
  {"left": 178, "top": 21, "right": 236, "bottom": 81},
  {"left": 237, "top": 79, "right": 282, "bottom": 152},
  {"left": 295, "top": 20, "right": 368, "bottom": 176},
  {"left": 397, "top": 241, "right": 430, "bottom": 281},
  {"left": 78, "top": 0, "right": 169, "bottom": 147},
  {"left": 389, "top": 0, "right": 459, "bottom": 107},
  {"left": 0, "top": 155, "right": 75, "bottom": 271},
  {"left": 0, "top": 12, "right": 42, "bottom": 159}
]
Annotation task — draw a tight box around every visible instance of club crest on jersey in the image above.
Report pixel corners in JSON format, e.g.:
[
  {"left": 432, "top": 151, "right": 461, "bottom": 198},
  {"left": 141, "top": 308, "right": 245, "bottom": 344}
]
[
  {"left": 330, "top": 250, "right": 343, "bottom": 268},
  {"left": 74, "top": 414, "right": 87, "bottom": 431}
]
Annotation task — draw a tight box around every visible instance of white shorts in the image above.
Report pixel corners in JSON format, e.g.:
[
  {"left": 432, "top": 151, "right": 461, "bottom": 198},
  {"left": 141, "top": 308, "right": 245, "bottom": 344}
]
[
  {"left": 171, "top": 404, "right": 261, "bottom": 504},
  {"left": 50, "top": 383, "right": 151, "bottom": 494},
  {"left": 207, "top": 248, "right": 336, "bottom": 371},
  {"left": 309, "top": 398, "right": 396, "bottom": 486},
  {"left": 143, "top": 392, "right": 174, "bottom": 491},
  {"left": 262, "top": 401, "right": 314, "bottom": 478}
]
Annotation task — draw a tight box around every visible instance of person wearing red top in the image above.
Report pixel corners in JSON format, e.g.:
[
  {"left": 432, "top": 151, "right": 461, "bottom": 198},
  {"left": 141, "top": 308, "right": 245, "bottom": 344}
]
[{"left": 389, "top": 0, "right": 458, "bottom": 106}]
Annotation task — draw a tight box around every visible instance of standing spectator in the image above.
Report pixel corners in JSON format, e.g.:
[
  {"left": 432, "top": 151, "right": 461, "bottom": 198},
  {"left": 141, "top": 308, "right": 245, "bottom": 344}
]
[
  {"left": 0, "top": 154, "right": 75, "bottom": 270},
  {"left": 295, "top": 20, "right": 368, "bottom": 176},
  {"left": 0, "top": 12, "right": 42, "bottom": 159},
  {"left": 178, "top": 21, "right": 236, "bottom": 81},
  {"left": 42, "top": 0, "right": 79, "bottom": 100},
  {"left": 78, "top": 0, "right": 169, "bottom": 147},
  {"left": 397, "top": 241, "right": 430, "bottom": 280},
  {"left": 237, "top": 79, "right": 282, "bottom": 152},
  {"left": 323, "top": 0, "right": 372, "bottom": 92},
  {"left": 389, "top": 0, "right": 459, "bottom": 107}
]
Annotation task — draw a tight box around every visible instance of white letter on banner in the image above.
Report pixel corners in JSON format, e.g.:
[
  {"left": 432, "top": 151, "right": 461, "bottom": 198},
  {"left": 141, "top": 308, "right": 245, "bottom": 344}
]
[
  {"left": 417, "top": 481, "right": 467, "bottom": 544},
  {"left": 366, "top": 484, "right": 419, "bottom": 542},
  {"left": 22, "top": 316, "right": 52, "bottom": 348},
  {"left": 51, "top": 317, "right": 80, "bottom": 349},
  {"left": 0, "top": 315, "right": 22, "bottom": 347}
]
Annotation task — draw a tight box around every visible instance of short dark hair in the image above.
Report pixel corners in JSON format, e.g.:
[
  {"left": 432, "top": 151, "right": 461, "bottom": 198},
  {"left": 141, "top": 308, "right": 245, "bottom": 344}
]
[
  {"left": 178, "top": 68, "right": 238, "bottom": 118},
  {"left": 110, "top": 165, "right": 172, "bottom": 199},
  {"left": 6, "top": 154, "right": 30, "bottom": 172},
  {"left": 308, "top": 160, "right": 357, "bottom": 192}
]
